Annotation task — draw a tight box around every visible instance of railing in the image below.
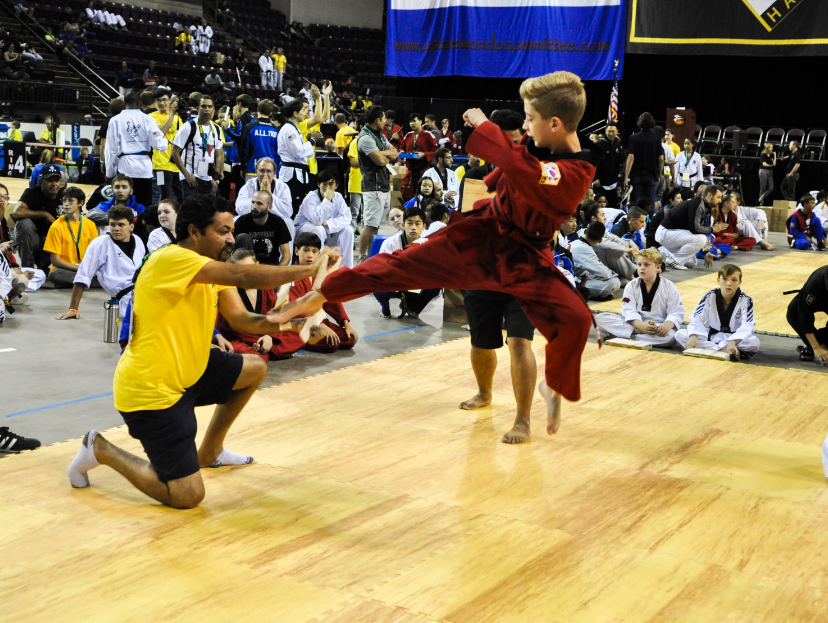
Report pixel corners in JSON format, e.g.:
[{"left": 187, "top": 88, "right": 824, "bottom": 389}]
[
  {"left": 0, "top": 81, "right": 92, "bottom": 108},
  {"left": 0, "top": 0, "right": 118, "bottom": 114}
]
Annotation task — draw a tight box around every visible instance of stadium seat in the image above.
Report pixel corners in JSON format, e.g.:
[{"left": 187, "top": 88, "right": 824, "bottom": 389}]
[
  {"left": 786, "top": 128, "right": 805, "bottom": 146},
  {"left": 804, "top": 129, "right": 826, "bottom": 160},
  {"left": 369, "top": 235, "right": 389, "bottom": 257},
  {"left": 744, "top": 127, "right": 763, "bottom": 156},
  {"left": 699, "top": 125, "right": 721, "bottom": 154},
  {"left": 719, "top": 126, "right": 741, "bottom": 154},
  {"left": 764, "top": 127, "right": 785, "bottom": 149}
]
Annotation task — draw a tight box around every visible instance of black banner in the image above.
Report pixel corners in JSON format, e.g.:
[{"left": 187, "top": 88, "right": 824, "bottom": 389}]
[
  {"left": 2, "top": 142, "right": 26, "bottom": 179},
  {"left": 627, "top": 0, "right": 828, "bottom": 56}
]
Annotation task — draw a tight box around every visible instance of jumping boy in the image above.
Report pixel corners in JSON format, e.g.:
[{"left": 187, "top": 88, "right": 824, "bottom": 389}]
[
  {"left": 269, "top": 71, "right": 599, "bottom": 435},
  {"left": 676, "top": 263, "right": 760, "bottom": 360},
  {"left": 595, "top": 248, "right": 685, "bottom": 347}
]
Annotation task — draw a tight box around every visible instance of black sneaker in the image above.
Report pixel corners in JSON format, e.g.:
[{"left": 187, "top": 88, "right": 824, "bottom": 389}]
[
  {"left": 0, "top": 427, "right": 41, "bottom": 453},
  {"left": 797, "top": 345, "right": 815, "bottom": 361}
]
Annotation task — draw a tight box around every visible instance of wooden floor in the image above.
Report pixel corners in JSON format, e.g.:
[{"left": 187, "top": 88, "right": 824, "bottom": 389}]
[
  {"left": 591, "top": 252, "right": 828, "bottom": 336},
  {"left": 3, "top": 177, "right": 100, "bottom": 205},
  {"left": 3, "top": 338, "right": 828, "bottom": 622}
]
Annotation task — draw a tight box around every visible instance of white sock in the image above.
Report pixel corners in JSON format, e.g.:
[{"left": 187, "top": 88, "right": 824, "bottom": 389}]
[
  {"left": 67, "top": 430, "right": 100, "bottom": 488},
  {"left": 209, "top": 448, "right": 253, "bottom": 468}
]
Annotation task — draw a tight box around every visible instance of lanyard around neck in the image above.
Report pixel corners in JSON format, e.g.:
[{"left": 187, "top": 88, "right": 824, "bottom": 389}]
[{"left": 65, "top": 216, "right": 83, "bottom": 262}]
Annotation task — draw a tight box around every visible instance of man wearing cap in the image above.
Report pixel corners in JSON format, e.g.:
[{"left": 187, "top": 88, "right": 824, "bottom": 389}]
[
  {"left": 11, "top": 164, "right": 65, "bottom": 270},
  {"left": 105, "top": 91, "right": 169, "bottom": 209}
]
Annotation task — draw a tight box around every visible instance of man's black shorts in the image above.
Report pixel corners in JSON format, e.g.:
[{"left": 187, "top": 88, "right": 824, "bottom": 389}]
[
  {"left": 464, "top": 290, "right": 535, "bottom": 350},
  {"left": 119, "top": 348, "right": 244, "bottom": 483}
]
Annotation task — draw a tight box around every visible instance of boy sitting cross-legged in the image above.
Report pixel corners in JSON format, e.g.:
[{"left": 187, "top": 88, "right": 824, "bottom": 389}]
[
  {"left": 291, "top": 232, "right": 358, "bottom": 353},
  {"left": 595, "top": 247, "right": 685, "bottom": 347},
  {"left": 675, "top": 263, "right": 760, "bottom": 360}
]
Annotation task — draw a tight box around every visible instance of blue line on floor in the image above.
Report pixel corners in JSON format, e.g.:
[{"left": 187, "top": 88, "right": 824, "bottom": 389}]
[
  {"left": 4, "top": 392, "right": 114, "bottom": 418},
  {"left": 3, "top": 324, "right": 430, "bottom": 418}
]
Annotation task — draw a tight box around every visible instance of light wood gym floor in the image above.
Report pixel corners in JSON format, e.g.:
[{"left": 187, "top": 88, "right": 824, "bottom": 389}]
[{"left": 3, "top": 336, "right": 828, "bottom": 622}]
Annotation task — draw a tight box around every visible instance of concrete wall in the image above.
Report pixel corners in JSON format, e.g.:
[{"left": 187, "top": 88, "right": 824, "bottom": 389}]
[{"left": 276, "top": 0, "right": 384, "bottom": 30}]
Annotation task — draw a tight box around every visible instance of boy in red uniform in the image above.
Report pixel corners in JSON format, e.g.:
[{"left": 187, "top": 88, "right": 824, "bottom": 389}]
[
  {"left": 270, "top": 71, "right": 598, "bottom": 435},
  {"left": 400, "top": 112, "right": 438, "bottom": 202}
]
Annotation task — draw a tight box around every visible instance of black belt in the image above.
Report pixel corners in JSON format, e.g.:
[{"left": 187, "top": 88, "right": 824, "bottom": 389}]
[
  {"left": 117, "top": 151, "right": 152, "bottom": 157},
  {"left": 283, "top": 162, "right": 310, "bottom": 173}
]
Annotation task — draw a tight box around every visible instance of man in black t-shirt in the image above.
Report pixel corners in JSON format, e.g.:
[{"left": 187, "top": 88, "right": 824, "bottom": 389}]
[
  {"left": 780, "top": 140, "right": 802, "bottom": 201},
  {"left": 12, "top": 165, "right": 65, "bottom": 269},
  {"left": 624, "top": 112, "right": 663, "bottom": 206},
  {"left": 233, "top": 190, "right": 291, "bottom": 265}
]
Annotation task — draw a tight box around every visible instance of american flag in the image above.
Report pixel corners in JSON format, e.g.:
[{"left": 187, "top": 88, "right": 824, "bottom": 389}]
[{"left": 607, "top": 77, "right": 618, "bottom": 124}]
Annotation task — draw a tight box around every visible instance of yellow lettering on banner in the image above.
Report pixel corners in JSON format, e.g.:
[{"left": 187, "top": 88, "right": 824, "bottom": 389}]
[
  {"left": 765, "top": 6, "right": 781, "bottom": 21},
  {"left": 785, "top": 0, "right": 796, "bottom": 6}
]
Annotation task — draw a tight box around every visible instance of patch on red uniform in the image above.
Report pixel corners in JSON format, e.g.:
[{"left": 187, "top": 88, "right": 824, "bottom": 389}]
[{"left": 539, "top": 161, "right": 561, "bottom": 186}]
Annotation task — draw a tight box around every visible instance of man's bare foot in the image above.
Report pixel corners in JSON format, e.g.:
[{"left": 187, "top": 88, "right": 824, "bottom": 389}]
[
  {"left": 268, "top": 291, "right": 325, "bottom": 324},
  {"left": 502, "top": 421, "right": 530, "bottom": 444},
  {"left": 538, "top": 380, "right": 562, "bottom": 435},
  {"left": 459, "top": 392, "right": 491, "bottom": 410},
  {"left": 759, "top": 239, "right": 776, "bottom": 251}
]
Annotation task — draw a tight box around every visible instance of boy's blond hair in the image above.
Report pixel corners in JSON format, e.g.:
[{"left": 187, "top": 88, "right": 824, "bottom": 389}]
[
  {"left": 519, "top": 71, "right": 586, "bottom": 131},
  {"left": 717, "top": 263, "right": 742, "bottom": 280},
  {"left": 636, "top": 248, "right": 663, "bottom": 266}
]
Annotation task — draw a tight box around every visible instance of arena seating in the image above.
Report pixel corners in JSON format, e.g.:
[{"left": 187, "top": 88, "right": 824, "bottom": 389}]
[{"left": 690, "top": 123, "right": 827, "bottom": 160}]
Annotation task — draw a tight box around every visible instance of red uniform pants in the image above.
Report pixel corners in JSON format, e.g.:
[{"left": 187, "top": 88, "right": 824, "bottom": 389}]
[
  {"left": 303, "top": 319, "right": 356, "bottom": 353},
  {"left": 320, "top": 215, "right": 593, "bottom": 401}
]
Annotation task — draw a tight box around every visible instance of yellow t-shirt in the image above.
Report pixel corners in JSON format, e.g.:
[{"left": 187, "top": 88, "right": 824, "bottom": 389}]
[
  {"left": 668, "top": 141, "right": 681, "bottom": 158},
  {"left": 176, "top": 32, "right": 191, "bottom": 45},
  {"left": 114, "top": 245, "right": 232, "bottom": 412},
  {"left": 10, "top": 129, "right": 22, "bottom": 142},
  {"left": 347, "top": 137, "right": 362, "bottom": 194},
  {"left": 39, "top": 129, "right": 52, "bottom": 143},
  {"left": 456, "top": 165, "right": 466, "bottom": 182},
  {"left": 272, "top": 54, "right": 286, "bottom": 71},
  {"left": 149, "top": 111, "right": 183, "bottom": 172},
  {"left": 298, "top": 119, "right": 319, "bottom": 175},
  {"left": 43, "top": 215, "right": 98, "bottom": 268},
  {"left": 335, "top": 126, "right": 354, "bottom": 152}
]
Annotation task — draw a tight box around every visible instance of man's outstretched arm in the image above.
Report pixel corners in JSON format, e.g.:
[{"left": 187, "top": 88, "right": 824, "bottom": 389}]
[{"left": 190, "top": 247, "right": 340, "bottom": 289}]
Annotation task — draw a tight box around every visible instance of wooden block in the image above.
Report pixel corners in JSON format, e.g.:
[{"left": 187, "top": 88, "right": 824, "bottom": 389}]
[
  {"left": 461, "top": 179, "right": 495, "bottom": 212},
  {"left": 682, "top": 348, "right": 731, "bottom": 361},
  {"left": 273, "top": 283, "right": 290, "bottom": 310},
  {"left": 606, "top": 338, "right": 652, "bottom": 350}
]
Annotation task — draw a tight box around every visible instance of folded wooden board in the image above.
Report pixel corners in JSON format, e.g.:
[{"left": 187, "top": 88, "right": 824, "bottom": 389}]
[
  {"left": 461, "top": 178, "right": 495, "bottom": 212},
  {"left": 606, "top": 338, "right": 653, "bottom": 350},
  {"left": 683, "top": 348, "right": 731, "bottom": 361}
]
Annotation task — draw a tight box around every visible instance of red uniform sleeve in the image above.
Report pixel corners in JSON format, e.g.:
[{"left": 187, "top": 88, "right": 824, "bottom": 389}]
[
  {"left": 323, "top": 301, "right": 349, "bottom": 325},
  {"left": 289, "top": 277, "right": 311, "bottom": 301},
  {"left": 420, "top": 131, "right": 437, "bottom": 165},
  {"left": 468, "top": 120, "right": 595, "bottom": 222}
]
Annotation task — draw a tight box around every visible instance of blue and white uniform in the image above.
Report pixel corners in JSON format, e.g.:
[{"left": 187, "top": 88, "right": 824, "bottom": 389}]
[{"left": 675, "top": 288, "right": 760, "bottom": 354}]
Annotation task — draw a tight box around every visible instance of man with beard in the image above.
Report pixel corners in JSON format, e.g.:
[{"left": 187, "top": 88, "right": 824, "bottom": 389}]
[
  {"left": 67, "top": 194, "right": 340, "bottom": 509},
  {"left": 233, "top": 190, "right": 292, "bottom": 265}
]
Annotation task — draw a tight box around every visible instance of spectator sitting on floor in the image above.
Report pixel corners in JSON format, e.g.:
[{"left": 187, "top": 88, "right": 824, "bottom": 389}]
[
  {"left": 787, "top": 194, "right": 826, "bottom": 251},
  {"left": 147, "top": 198, "right": 178, "bottom": 252},
  {"left": 570, "top": 221, "right": 623, "bottom": 300},
  {"left": 656, "top": 184, "right": 726, "bottom": 269},
  {"left": 422, "top": 201, "right": 450, "bottom": 237},
  {"left": 12, "top": 164, "right": 65, "bottom": 271},
  {"left": 289, "top": 232, "right": 358, "bottom": 353},
  {"left": 421, "top": 148, "right": 459, "bottom": 209},
  {"left": 713, "top": 193, "right": 758, "bottom": 252},
  {"left": 29, "top": 150, "right": 65, "bottom": 188},
  {"left": 375, "top": 206, "right": 441, "bottom": 319},
  {"left": 294, "top": 169, "right": 355, "bottom": 268},
  {"left": 403, "top": 175, "right": 442, "bottom": 209},
  {"left": 232, "top": 190, "right": 292, "bottom": 266},
  {"left": 55, "top": 205, "right": 146, "bottom": 320},
  {"left": 578, "top": 202, "right": 638, "bottom": 282},
  {"left": 235, "top": 157, "right": 294, "bottom": 241},
  {"left": 43, "top": 186, "right": 98, "bottom": 288},
  {"left": 387, "top": 205, "right": 404, "bottom": 231},
  {"left": 86, "top": 174, "right": 145, "bottom": 226},
  {"left": 611, "top": 204, "right": 648, "bottom": 249}
]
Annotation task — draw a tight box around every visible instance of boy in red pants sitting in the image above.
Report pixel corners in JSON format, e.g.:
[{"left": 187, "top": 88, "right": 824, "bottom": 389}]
[{"left": 270, "top": 71, "right": 597, "bottom": 436}]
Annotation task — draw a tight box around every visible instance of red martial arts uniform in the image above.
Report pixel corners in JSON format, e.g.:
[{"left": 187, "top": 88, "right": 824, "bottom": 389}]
[
  {"left": 215, "top": 287, "right": 304, "bottom": 360},
  {"left": 400, "top": 129, "right": 438, "bottom": 202},
  {"left": 319, "top": 121, "right": 597, "bottom": 401},
  {"left": 714, "top": 210, "right": 756, "bottom": 251},
  {"left": 382, "top": 122, "right": 402, "bottom": 152},
  {"left": 289, "top": 276, "right": 356, "bottom": 353}
]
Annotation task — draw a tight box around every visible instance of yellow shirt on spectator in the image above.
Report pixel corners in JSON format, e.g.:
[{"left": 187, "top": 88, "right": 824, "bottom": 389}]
[
  {"left": 149, "top": 111, "right": 183, "bottom": 172},
  {"left": 39, "top": 129, "right": 52, "bottom": 143},
  {"left": 298, "top": 119, "right": 319, "bottom": 175},
  {"left": 114, "top": 244, "right": 233, "bottom": 412},
  {"left": 335, "top": 126, "right": 354, "bottom": 153},
  {"left": 347, "top": 137, "right": 362, "bottom": 194},
  {"left": 10, "top": 129, "right": 22, "bottom": 141},
  {"left": 43, "top": 215, "right": 98, "bottom": 268},
  {"left": 272, "top": 54, "right": 286, "bottom": 71}
]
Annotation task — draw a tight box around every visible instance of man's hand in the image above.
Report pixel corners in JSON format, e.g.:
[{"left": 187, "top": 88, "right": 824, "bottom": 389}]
[
  {"left": 815, "top": 346, "right": 828, "bottom": 366},
  {"left": 322, "top": 81, "right": 332, "bottom": 97},
  {"left": 315, "top": 246, "right": 341, "bottom": 271},
  {"left": 56, "top": 309, "right": 80, "bottom": 320},
  {"left": 704, "top": 252, "right": 716, "bottom": 268},
  {"left": 726, "top": 340, "right": 740, "bottom": 359},
  {"left": 255, "top": 335, "right": 273, "bottom": 353},
  {"left": 43, "top": 213, "right": 56, "bottom": 224},
  {"left": 386, "top": 146, "right": 399, "bottom": 160},
  {"left": 391, "top": 131, "right": 400, "bottom": 140},
  {"left": 0, "top": 241, "right": 13, "bottom": 254},
  {"left": 316, "top": 322, "right": 339, "bottom": 345},
  {"left": 624, "top": 246, "right": 637, "bottom": 256},
  {"left": 685, "top": 335, "right": 698, "bottom": 350},
  {"left": 655, "top": 323, "right": 672, "bottom": 337},
  {"left": 344, "top": 320, "right": 358, "bottom": 345},
  {"left": 463, "top": 108, "right": 488, "bottom": 128},
  {"left": 184, "top": 172, "right": 198, "bottom": 188},
  {"left": 445, "top": 190, "right": 457, "bottom": 202},
  {"left": 310, "top": 84, "right": 320, "bottom": 98},
  {"left": 211, "top": 179, "right": 219, "bottom": 193},
  {"left": 311, "top": 130, "right": 324, "bottom": 142},
  {"left": 416, "top": 152, "right": 426, "bottom": 159},
  {"left": 712, "top": 223, "right": 728, "bottom": 233}
]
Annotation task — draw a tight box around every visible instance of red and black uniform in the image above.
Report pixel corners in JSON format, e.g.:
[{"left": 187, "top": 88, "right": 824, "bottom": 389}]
[
  {"left": 382, "top": 122, "right": 402, "bottom": 152},
  {"left": 215, "top": 288, "right": 305, "bottom": 360},
  {"left": 289, "top": 276, "right": 355, "bottom": 353},
  {"left": 714, "top": 209, "right": 756, "bottom": 251},
  {"left": 400, "top": 129, "right": 437, "bottom": 202},
  {"left": 319, "top": 120, "right": 597, "bottom": 401}
]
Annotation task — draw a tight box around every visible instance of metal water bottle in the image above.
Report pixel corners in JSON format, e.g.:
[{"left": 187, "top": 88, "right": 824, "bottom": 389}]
[{"left": 103, "top": 299, "right": 120, "bottom": 343}]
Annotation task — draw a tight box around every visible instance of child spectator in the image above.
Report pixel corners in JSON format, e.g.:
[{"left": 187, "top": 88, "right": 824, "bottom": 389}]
[
  {"left": 403, "top": 176, "right": 442, "bottom": 208},
  {"left": 43, "top": 187, "right": 98, "bottom": 287},
  {"left": 290, "top": 232, "right": 358, "bottom": 353},
  {"left": 375, "top": 207, "right": 441, "bottom": 318},
  {"left": 595, "top": 248, "right": 684, "bottom": 347},
  {"left": 676, "top": 264, "right": 760, "bottom": 360},
  {"left": 786, "top": 194, "right": 826, "bottom": 251},
  {"left": 580, "top": 202, "right": 637, "bottom": 281},
  {"left": 422, "top": 202, "right": 450, "bottom": 237},
  {"left": 294, "top": 169, "right": 355, "bottom": 268},
  {"left": 611, "top": 205, "right": 648, "bottom": 249},
  {"left": 714, "top": 193, "right": 756, "bottom": 251},
  {"left": 55, "top": 205, "right": 145, "bottom": 319},
  {"left": 570, "top": 221, "right": 622, "bottom": 300},
  {"left": 86, "top": 174, "right": 145, "bottom": 226},
  {"left": 813, "top": 190, "right": 828, "bottom": 227},
  {"left": 731, "top": 192, "right": 774, "bottom": 251},
  {"left": 559, "top": 213, "right": 578, "bottom": 245}
]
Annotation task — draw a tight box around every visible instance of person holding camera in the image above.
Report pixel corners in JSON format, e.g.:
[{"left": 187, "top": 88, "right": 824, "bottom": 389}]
[{"left": 170, "top": 95, "right": 225, "bottom": 199}]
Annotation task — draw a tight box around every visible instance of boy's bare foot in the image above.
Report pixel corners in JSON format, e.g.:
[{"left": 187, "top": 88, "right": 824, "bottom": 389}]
[
  {"left": 758, "top": 240, "right": 776, "bottom": 251},
  {"left": 268, "top": 291, "right": 325, "bottom": 324},
  {"left": 459, "top": 392, "right": 491, "bottom": 410},
  {"left": 538, "top": 380, "right": 562, "bottom": 435},
  {"left": 502, "top": 421, "right": 530, "bottom": 444}
]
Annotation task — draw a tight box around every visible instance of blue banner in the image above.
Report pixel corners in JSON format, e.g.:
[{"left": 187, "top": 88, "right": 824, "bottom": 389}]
[{"left": 386, "top": 0, "right": 626, "bottom": 80}]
